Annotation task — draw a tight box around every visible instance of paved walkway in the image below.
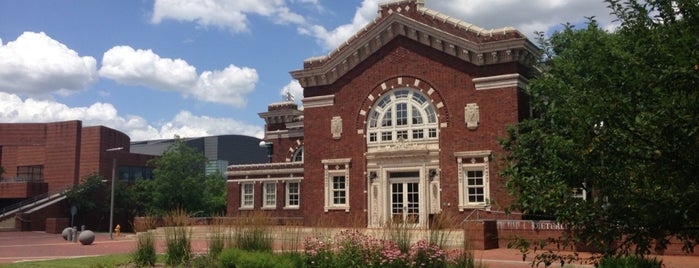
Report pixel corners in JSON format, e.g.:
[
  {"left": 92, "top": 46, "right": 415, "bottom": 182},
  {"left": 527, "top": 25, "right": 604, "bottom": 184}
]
[{"left": 0, "top": 231, "right": 697, "bottom": 267}]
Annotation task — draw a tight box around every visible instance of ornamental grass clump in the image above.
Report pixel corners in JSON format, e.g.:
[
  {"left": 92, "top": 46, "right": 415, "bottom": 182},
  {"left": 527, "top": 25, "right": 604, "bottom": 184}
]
[
  {"left": 232, "top": 211, "right": 273, "bottom": 252},
  {"left": 132, "top": 231, "right": 156, "bottom": 267},
  {"left": 163, "top": 208, "right": 192, "bottom": 266},
  {"left": 208, "top": 215, "right": 228, "bottom": 258}
]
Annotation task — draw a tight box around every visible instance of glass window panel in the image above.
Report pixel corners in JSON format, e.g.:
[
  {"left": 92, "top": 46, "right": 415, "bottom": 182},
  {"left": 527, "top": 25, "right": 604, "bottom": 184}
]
[
  {"left": 411, "top": 106, "right": 424, "bottom": 125},
  {"left": 394, "top": 89, "right": 408, "bottom": 99},
  {"left": 426, "top": 106, "right": 437, "bottom": 123},
  {"left": 381, "top": 108, "right": 393, "bottom": 127},
  {"left": 412, "top": 129, "right": 424, "bottom": 139},
  {"left": 397, "top": 130, "right": 408, "bottom": 140},
  {"left": 381, "top": 132, "right": 393, "bottom": 141},
  {"left": 369, "top": 111, "right": 379, "bottom": 128},
  {"left": 396, "top": 103, "right": 408, "bottom": 126},
  {"left": 412, "top": 92, "right": 427, "bottom": 104}
]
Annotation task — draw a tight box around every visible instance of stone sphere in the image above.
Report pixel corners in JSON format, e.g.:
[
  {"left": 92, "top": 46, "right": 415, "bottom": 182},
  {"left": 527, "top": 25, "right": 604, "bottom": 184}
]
[
  {"left": 78, "top": 230, "right": 95, "bottom": 245},
  {"left": 62, "top": 227, "right": 72, "bottom": 240}
]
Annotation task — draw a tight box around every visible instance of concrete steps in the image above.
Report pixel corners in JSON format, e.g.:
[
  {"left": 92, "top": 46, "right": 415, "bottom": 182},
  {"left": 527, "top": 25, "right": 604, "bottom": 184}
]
[{"left": 0, "top": 217, "right": 15, "bottom": 232}]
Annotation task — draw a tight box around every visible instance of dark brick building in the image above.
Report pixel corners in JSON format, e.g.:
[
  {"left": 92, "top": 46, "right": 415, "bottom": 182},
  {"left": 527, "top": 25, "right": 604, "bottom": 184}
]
[
  {"left": 0, "top": 120, "right": 153, "bottom": 231},
  {"left": 227, "top": 0, "right": 537, "bottom": 228}
]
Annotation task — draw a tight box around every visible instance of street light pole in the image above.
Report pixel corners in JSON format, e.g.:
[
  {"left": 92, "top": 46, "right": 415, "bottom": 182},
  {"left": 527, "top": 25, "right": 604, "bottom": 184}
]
[{"left": 106, "top": 147, "right": 124, "bottom": 240}]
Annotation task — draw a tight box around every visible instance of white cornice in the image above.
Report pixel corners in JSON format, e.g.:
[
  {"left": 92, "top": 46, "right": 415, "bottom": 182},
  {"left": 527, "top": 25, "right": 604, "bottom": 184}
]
[
  {"left": 290, "top": 4, "right": 537, "bottom": 88},
  {"left": 473, "top": 74, "right": 529, "bottom": 90},
  {"left": 302, "top": 95, "right": 335, "bottom": 108}
]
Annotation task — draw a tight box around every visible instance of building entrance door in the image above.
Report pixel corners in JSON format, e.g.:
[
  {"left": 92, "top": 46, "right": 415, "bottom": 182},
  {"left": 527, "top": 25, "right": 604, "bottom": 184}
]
[{"left": 390, "top": 171, "right": 419, "bottom": 224}]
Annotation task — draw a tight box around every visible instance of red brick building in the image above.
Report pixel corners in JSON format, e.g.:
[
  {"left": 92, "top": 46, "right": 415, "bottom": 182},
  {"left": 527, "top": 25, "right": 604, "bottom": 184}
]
[
  {"left": 0, "top": 120, "right": 153, "bottom": 231},
  {"left": 227, "top": 0, "right": 537, "bottom": 228}
]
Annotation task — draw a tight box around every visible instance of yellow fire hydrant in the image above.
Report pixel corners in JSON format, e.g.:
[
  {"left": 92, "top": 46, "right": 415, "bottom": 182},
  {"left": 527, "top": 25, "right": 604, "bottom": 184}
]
[{"left": 114, "top": 224, "right": 121, "bottom": 237}]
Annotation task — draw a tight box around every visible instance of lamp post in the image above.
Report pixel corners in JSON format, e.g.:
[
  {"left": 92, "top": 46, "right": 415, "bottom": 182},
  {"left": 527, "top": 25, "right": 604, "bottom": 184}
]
[{"left": 106, "top": 147, "right": 124, "bottom": 240}]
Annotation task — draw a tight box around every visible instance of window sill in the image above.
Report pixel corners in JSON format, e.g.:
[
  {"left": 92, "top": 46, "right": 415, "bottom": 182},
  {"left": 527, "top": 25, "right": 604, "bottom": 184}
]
[
  {"left": 458, "top": 204, "right": 489, "bottom": 211},
  {"left": 324, "top": 206, "right": 350, "bottom": 212}
]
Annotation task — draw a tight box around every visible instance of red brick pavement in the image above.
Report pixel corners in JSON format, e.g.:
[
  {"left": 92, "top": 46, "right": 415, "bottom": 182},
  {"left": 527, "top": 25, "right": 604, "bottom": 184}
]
[{"left": 0, "top": 231, "right": 697, "bottom": 267}]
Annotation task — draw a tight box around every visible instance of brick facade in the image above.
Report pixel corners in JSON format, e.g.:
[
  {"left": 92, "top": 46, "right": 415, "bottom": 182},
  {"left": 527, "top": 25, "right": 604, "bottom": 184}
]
[
  {"left": 0, "top": 121, "right": 154, "bottom": 231},
  {"left": 226, "top": 0, "right": 537, "bottom": 229}
]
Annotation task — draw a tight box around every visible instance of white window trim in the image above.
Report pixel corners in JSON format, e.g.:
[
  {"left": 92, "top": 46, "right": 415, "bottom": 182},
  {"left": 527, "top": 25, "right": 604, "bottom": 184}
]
[
  {"left": 262, "top": 181, "right": 277, "bottom": 209},
  {"left": 322, "top": 158, "right": 351, "bottom": 212},
  {"left": 366, "top": 88, "right": 439, "bottom": 145},
  {"left": 455, "top": 151, "right": 491, "bottom": 211},
  {"left": 284, "top": 181, "right": 301, "bottom": 209},
  {"left": 240, "top": 183, "right": 254, "bottom": 210}
]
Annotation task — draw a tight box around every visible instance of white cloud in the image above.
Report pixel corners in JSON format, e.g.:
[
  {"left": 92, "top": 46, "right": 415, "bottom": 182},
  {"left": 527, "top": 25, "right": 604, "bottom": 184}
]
[
  {"left": 0, "top": 92, "right": 264, "bottom": 141},
  {"left": 158, "top": 111, "right": 264, "bottom": 140},
  {"left": 0, "top": 32, "right": 98, "bottom": 96},
  {"left": 195, "top": 65, "right": 258, "bottom": 107},
  {"left": 299, "top": 0, "right": 383, "bottom": 50},
  {"left": 99, "top": 46, "right": 198, "bottom": 91},
  {"left": 279, "top": 79, "right": 303, "bottom": 103},
  {"left": 425, "top": 0, "right": 616, "bottom": 39},
  {"left": 151, "top": 0, "right": 307, "bottom": 33},
  {"left": 99, "top": 46, "right": 258, "bottom": 108},
  {"left": 300, "top": 0, "right": 618, "bottom": 52}
]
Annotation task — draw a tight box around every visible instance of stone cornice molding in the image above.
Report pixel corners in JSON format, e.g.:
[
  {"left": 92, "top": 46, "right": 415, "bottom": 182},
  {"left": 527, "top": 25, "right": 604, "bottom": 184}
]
[
  {"left": 227, "top": 162, "right": 304, "bottom": 177},
  {"left": 302, "top": 95, "right": 335, "bottom": 108},
  {"left": 290, "top": 0, "right": 538, "bottom": 88},
  {"left": 473, "top": 74, "right": 529, "bottom": 90}
]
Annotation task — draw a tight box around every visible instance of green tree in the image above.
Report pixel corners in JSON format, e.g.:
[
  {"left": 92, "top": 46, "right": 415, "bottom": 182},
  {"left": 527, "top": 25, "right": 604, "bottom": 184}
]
[
  {"left": 501, "top": 0, "right": 699, "bottom": 256},
  {"left": 202, "top": 173, "right": 227, "bottom": 215},
  {"left": 145, "top": 138, "right": 227, "bottom": 216},
  {"left": 65, "top": 174, "right": 133, "bottom": 231},
  {"left": 65, "top": 174, "right": 109, "bottom": 220}
]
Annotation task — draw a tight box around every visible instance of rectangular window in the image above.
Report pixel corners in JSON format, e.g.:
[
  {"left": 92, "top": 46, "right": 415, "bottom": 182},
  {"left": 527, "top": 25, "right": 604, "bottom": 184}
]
[
  {"left": 455, "top": 151, "right": 492, "bottom": 211},
  {"left": 381, "top": 131, "right": 393, "bottom": 141},
  {"left": 322, "top": 158, "right": 351, "bottom": 212},
  {"left": 396, "top": 103, "right": 408, "bottom": 126},
  {"left": 286, "top": 182, "right": 300, "bottom": 208},
  {"left": 332, "top": 175, "right": 347, "bottom": 206},
  {"left": 428, "top": 128, "right": 437, "bottom": 138},
  {"left": 412, "top": 129, "right": 424, "bottom": 139},
  {"left": 241, "top": 183, "right": 254, "bottom": 209},
  {"left": 396, "top": 130, "right": 408, "bottom": 140},
  {"left": 16, "top": 165, "right": 43, "bottom": 181},
  {"left": 466, "top": 170, "right": 485, "bottom": 204},
  {"left": 369, "top": 132, "right": 377, "bottom": 142},
  {"left": 263, "top": 182, "right": 276, "bottom": 208}
]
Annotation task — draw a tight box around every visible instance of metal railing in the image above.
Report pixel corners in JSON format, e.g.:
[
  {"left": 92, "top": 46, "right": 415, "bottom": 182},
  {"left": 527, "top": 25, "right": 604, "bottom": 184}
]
[{"left": 0, "top": 184, "right": 73, "bottom": 219}]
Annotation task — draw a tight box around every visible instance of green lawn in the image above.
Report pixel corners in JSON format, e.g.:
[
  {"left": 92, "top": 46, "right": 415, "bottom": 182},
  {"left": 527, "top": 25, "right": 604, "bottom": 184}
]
[{"left": 0, "top": 254, "right": 161, "bottom": 268}]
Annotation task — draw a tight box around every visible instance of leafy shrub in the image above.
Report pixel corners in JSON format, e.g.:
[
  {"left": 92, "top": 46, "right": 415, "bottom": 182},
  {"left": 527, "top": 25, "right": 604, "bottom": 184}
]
[
  {"left": 597, "top": 255, "right": 663, "bottom": 268},
  {"left": 217, "top": 248, "right": 296, "bottom": 268}
]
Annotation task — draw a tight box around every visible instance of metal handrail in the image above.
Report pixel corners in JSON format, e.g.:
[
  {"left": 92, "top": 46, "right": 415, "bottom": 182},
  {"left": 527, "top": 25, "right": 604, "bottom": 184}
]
[{"left": 0, "top": 184, "right": 73, "bottom": 218}]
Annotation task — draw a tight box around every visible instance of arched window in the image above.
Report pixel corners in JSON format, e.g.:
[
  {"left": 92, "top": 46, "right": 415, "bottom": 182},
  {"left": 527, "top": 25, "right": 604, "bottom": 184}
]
[
  {"left": 367, "top": 89, "right": 438, "bottom": 144},
  {"left": 292, "top": 146, "right": 303, "bottom": 162}
]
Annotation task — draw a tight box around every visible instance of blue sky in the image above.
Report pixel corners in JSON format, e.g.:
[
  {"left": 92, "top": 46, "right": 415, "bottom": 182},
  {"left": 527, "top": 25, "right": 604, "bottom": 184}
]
[{"left": 0, "top": 0, "right": 616, "bottom": 141}]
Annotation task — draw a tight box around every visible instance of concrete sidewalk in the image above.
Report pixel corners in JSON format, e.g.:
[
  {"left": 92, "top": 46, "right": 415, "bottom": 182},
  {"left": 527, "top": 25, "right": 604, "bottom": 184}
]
[{"left": 0, "top": 231, "right": 697, "bottom": 267}]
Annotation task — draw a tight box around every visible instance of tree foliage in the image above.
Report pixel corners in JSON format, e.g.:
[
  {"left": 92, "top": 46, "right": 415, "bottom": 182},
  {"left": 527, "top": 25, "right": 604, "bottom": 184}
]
[
  {"left": 64, "top": 174, "right": 131, "bottom": 230},
  {"left": 501, "top": 0, "right": 699, "bottom": 256},
  {"left": 144, "top": 138, "right": 227, "bottom": 216}
]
